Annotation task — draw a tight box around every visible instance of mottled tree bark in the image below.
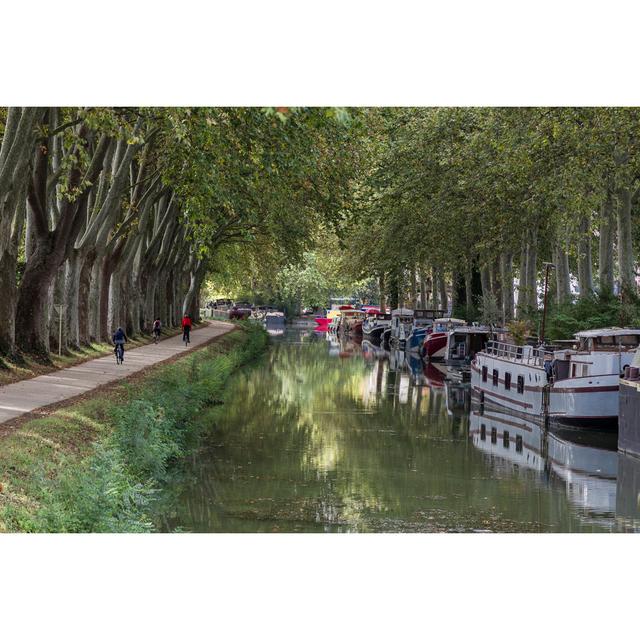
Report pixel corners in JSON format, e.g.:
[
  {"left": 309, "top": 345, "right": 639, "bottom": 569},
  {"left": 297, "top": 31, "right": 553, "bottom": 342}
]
[
  {"left": 500, "top": 253, "right": 514, "bottom": 323},
  {"left": 617, "top": 187, "right": 635, "bottom": 295},
  {"left": 576, "top": 215, "right": 593, "bottom": 298},
  {"left": 598, "top": 193, "right": 615, "bottom": 294},
  {"left": 438, "top": 269, "right": 447, "bottom": 311},
  {"left": 554, "top": 240, "right": 571, "bottom": 304}
]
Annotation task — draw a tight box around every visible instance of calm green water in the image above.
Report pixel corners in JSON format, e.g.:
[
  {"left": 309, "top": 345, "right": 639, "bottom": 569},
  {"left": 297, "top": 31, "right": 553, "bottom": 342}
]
[{"left": 163, "top": 329, "right": 640, "bottom": 532}]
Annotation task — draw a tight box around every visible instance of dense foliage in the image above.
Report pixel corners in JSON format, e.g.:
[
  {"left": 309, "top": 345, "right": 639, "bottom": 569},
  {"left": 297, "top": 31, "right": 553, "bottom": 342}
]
[{"left": 0, "top": 107, "right": 356, "bottom": 361}]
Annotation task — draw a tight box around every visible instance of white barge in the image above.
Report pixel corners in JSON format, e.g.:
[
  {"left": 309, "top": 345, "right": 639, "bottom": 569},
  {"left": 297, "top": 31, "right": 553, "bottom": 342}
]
[{"left": 471, "top": 328, "right": 640, "bottom": 426}]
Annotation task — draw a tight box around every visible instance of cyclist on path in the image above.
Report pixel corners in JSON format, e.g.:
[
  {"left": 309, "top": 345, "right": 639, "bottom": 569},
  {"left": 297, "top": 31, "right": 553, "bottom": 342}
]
[
  {"left": 153, "top": 318, "right": 162, "bottom": 343},
  {"left": 112, "top": 326, "right": 128, "bottom": 362},
  {"left": 181, "top": 314, "right": 192, "bottom": 345}
]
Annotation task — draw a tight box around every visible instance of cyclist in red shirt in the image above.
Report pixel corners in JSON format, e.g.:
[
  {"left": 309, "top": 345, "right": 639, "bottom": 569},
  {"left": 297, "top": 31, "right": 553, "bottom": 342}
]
[{"left": 181, "top": 314, "right": 192, "bottom": 345}]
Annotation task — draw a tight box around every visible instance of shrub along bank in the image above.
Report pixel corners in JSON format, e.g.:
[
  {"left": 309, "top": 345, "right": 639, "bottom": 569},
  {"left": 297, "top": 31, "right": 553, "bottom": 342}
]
[{"left": 0, "top": 323, "right": 268, "bottom": 532}]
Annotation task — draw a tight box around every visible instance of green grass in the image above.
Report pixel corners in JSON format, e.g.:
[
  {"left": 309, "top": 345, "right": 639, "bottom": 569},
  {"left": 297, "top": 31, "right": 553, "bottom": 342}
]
[{"left": 0, "top": 323, "right": 268, "bottom": 532}]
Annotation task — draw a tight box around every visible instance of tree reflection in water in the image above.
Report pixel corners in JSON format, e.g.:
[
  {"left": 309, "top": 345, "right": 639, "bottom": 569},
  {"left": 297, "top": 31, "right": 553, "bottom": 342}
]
[{"left": 162, "top": 330, "right": 640, "bottom": 533}]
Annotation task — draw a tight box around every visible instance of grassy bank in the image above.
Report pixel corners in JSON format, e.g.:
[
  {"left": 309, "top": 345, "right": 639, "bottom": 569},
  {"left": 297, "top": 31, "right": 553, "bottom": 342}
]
[{"left": 0, "top": 323, "right": 268, "bottom": 532}]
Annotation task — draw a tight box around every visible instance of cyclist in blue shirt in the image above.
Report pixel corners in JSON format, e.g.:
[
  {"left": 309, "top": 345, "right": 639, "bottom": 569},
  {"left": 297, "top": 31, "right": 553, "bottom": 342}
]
[{"left": 112, "top": 327, "right": 128, "bottom": 362}]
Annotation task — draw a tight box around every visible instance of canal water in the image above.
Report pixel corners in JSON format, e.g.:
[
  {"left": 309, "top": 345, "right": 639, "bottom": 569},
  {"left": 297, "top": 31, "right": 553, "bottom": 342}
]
[{"left": 163, "top": 329, "right": 640, "bottom": 532}]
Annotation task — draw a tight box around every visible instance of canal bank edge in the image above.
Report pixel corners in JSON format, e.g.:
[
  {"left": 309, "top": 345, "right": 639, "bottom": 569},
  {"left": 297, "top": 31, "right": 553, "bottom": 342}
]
[{"left": 0, "top": 323, "right": 268, "bottom": 533}]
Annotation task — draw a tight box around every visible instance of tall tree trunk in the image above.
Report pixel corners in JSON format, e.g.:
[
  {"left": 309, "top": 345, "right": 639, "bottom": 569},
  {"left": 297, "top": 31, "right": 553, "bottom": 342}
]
[
  {"left": 464, "top": 265, "right": 473, "bottom": 317},
  {"left": 431, "top": 267, "right": 439, "bottom": 310},
  {"left": 517, "top": 232, "right": 528, "bottom": 317},
  {"left": 491, "top": 257, "right": 502, "bottom": 318},
  {"left": 554, "top": 240, "right": 571, "bottom": 304},
  {"left": 419, "top": 268, "right": 427, "bottom": 308},
  {"left": 63, "top": 251, "right": 83, "bottom": 349},
  {"left": 389, "top": 270, "right": 400, "bottom": 310},
  {"left": 480, "top": 265, "right": 491, "bottom": 304},
  {"left": 525, "top": 229, "right": 538, "bottom": 310},
  {"left": 438, "top": 269, "right": 447, "bottom": 310},
  {"left": 78, "top": 248, "right": 96, "bottom": 344},
  {"left": 409, "top": 265, "right": 417, "bottom": 308},
  {"left": 88, "top": 259, "right": 102, "bottom": 342},
  {"left": 599, "top": 193, "right": 615, "bottom": 294},
  {"left": 577, "top": 215, "right": 593, "bottom": 298},
  {"left": 617, "top": 187, "right": 635, "bottom": 295},
  {"left": 379, "top": 273, "right": 386, "bottom": 313},
  {"left": 0, "top": 190, "right": 26, "bottom": 358},
  {"left": 183, "top": 262, "right": 206, "bottom": 318},
  {"left": 16, "top": 234, "right": 61, "bottom": 356},
  {"left": 500, "top": 253, "right": 514, "bottom": 323}
]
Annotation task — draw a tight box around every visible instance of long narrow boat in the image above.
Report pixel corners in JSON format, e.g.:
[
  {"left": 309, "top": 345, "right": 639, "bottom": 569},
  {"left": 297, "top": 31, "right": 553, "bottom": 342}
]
[{"left": 471, "top": 328, "right": 640, "bottom": 426}]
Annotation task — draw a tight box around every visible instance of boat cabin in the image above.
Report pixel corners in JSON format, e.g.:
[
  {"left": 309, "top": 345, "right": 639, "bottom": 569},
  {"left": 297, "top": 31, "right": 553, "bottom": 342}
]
[
  {"left": 432, "top": 317, "right": 466, "bottom": 333},
  {"left": 446, "top": 326, "right": 491, "bottom": 363},
  {"left": 575, "top": 328, "right": 640, "bottom": 352},
  {"left": 390, "top": 308, "right": 414, "bottom": 337}
]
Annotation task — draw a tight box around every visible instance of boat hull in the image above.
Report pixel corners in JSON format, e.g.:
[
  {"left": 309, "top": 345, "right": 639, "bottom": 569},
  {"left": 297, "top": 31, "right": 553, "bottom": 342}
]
[
  {"left": 363, "top": 325, "right": 386, "bottom": 341},
  {"left": 406, "top": 329, "right": 427, "bottom": 352},
  {"left": 423, "top": 332, "right": 447, "bottom": 359},
  {"left": 314, "top": 317, "right": 331, "bottom": 329},
  {"left": 619, "top": 380, "right": 640, "bottom": 455},
  {"left": 471, "top": 360, "right": 620, "bottom": 426}
]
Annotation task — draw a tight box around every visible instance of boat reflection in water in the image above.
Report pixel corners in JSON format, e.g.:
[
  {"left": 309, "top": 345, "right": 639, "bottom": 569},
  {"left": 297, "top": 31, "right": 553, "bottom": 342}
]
[
  {"left": 165, "top": 329, "right": 640, "bottom": 532},
  {"left": 469, "top": 406, "right": 640, "bottom": 530}
]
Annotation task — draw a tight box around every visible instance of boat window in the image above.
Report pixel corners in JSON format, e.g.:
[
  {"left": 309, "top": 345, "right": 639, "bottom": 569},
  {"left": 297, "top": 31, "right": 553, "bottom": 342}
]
[
  {"left": 504, "top": 372, "right": 511, "bottom": 390},
  {"left": 503, "top": 431, "right": 510, "bottom": 448},
  {"left": 517, "top": 375, "right": 524, "bottom": 394},
  {"left": 572, "top": 364, "right": 576, "bottom": 378},
  {"left": 619, "top": 335, "right": 640, "bottom": 347},
  {"left": 482, "top": 366, "right": 488, "bottom": 382},
  {"left": 598, "top": 335, "right": 616, "bottom": 346},
  {"left": 491, "top": 427, "right": 497, "bottom": 444},
  {"left": 516, "top": 435, "right": 523, "bottom": 453},
  {"left": 492, "top": 369, "right": 499, "bottom": 386},
  {"left": 581, "top": 364, "right": 589, "bottom": 377},
  {"left": 480, "top": 424, "right": 486, "bottom": 441}
]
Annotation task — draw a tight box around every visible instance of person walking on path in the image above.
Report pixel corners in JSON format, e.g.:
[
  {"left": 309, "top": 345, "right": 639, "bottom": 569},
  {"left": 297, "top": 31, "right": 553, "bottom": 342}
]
[
  {"left": 153, "top": 318, "right": 162, "bottom": 344},
  {"left": 181, "top": 314, "right": 192, "bottom": 345}
]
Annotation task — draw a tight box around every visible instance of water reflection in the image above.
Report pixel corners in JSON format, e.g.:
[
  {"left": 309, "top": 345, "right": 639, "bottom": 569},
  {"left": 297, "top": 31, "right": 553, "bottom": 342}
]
[{"left": 163, "top": 330, "right": 640, "bottom": 532}]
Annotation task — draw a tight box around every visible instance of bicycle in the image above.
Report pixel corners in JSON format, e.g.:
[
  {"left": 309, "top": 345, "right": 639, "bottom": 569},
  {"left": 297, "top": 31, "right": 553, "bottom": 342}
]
[{"left": 114, "top": 342, "right": 124, "bottom": 365}]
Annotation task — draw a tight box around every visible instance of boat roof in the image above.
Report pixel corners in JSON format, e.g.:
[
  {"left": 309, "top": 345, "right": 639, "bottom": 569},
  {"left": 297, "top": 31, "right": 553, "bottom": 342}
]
[
  {"left": 575, "top": 327, "right": 640, "bottom": 338},
  {"left": 434, "top": 317, "right": 466, "bottom": 324},
  {"left": 391, "top": 308, "right": 414, "bottom": 316},
  {"left": 451, "top": 326, "right": 491, "bottom": 334},
  {"left": 413, "top": 309, "right": 446, "bottom": 318}
]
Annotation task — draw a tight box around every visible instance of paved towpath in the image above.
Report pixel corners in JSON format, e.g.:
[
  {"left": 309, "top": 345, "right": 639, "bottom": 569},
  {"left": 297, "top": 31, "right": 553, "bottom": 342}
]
[{"left": 0, "top": 320, "right": 235, "bottom": 426}]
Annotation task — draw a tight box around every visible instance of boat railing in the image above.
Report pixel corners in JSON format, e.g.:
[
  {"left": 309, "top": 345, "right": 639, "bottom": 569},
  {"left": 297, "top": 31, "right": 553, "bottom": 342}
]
[{"left": 485, "top": 341, "right": 548, "bottom": 367}]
